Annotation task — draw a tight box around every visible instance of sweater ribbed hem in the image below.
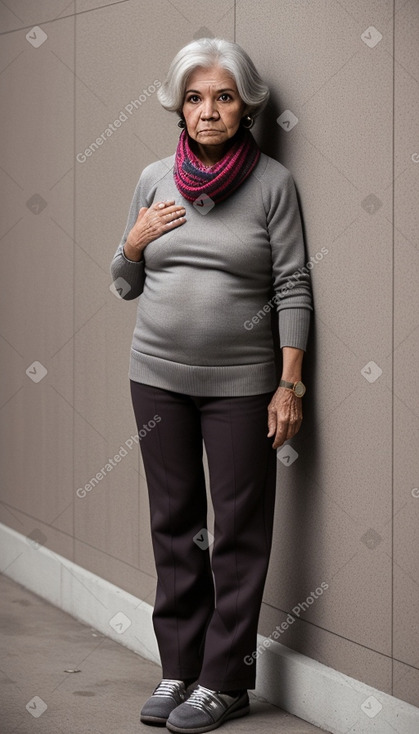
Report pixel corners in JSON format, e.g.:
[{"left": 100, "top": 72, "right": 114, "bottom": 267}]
[{"left": 129, "top": 350, "right": 277, "bottom": 397}]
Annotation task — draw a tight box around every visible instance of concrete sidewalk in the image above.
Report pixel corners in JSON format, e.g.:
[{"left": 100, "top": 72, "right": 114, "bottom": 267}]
[{"left": 0, "top": 573, "right": 329, "bottom": 734}]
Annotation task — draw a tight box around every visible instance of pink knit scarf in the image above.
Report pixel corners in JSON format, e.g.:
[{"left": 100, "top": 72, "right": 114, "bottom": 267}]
[{"left": 173, "top": 127, "right": 260, "bottom": 205}]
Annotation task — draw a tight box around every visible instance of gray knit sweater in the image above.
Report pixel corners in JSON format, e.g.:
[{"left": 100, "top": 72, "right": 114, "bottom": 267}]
[{"left": 110, "top": 152, "right": 312, "bottom": 396}]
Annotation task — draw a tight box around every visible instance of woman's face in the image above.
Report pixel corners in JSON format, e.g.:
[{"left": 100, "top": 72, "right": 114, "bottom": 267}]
[{"left": 182, "top": 65, "right": 247, "bottom": 151}]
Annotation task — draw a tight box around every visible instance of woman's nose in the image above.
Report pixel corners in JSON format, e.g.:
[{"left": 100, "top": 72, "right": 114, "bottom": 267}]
[{"left": 201, "top": 99, "right": 219, "bottom": 119}]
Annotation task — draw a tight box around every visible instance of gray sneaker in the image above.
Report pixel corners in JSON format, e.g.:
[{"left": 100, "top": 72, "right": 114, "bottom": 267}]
[
  {"left": 140, "top": 679, "right": 187, "bottom": 725},
  {"left": 166, "top": 685, "right": 250, "bottom": 733}
]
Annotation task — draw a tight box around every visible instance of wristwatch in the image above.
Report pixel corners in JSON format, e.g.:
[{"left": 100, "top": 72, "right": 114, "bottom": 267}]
[{"left": 279, "top": 379, "right": 306, "bottom": 397}]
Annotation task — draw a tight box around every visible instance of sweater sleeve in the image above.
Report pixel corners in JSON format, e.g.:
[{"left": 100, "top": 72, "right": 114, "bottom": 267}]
[
  {"left": 264, "top": 164, "right": 313, "bottom": 351},
  {"left": 110, "top": 171, "right": 150, "bottom": 301}
]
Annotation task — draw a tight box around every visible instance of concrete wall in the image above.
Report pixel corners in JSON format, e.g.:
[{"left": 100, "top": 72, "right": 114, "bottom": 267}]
[{"left": 0, "top": 0, "right": 418, "bottom": 710}]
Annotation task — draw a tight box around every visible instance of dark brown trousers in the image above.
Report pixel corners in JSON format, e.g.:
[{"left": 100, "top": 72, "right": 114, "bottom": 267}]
[{"left": 130, "top": 380, "right": 277, "bottom": 691}]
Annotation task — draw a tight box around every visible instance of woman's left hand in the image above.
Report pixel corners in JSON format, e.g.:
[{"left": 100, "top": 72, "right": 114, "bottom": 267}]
[{"left": 267, "top": 387, "right": 303, "bottom": 449}]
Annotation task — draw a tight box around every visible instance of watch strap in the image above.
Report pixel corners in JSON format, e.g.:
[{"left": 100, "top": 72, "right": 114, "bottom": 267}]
[
  {"left": 279, "top": 379, "right": 306, "bottom": 397},
  {"left": 279, "top": 379, "right": 295, "bottom": 389}
]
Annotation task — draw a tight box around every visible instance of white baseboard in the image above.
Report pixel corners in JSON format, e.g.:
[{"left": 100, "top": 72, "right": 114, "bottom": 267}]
[
  {"left": 0, "top": 522, "right": 159, "bottom": 665},
  {"left": 1, "top": 522, "right": 418, "bottom": 734}
]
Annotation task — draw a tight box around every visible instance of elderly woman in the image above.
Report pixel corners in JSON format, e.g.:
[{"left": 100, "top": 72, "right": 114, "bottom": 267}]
[{"left": 111, "top": 37, "right": 312, "bottom": 733}]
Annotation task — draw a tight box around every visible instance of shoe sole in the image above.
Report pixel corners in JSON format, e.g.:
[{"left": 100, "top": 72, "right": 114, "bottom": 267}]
[
  {"left": 165, "top": 702, "right": 250, "bottom": 734},
  {"left": 140, "top": 713, "right": 168, "bottom": 726}
]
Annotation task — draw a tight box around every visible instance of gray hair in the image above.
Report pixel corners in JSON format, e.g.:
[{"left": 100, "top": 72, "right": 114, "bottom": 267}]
[{"left": 157, "top": 38, "right": 270, "bottom": 118}]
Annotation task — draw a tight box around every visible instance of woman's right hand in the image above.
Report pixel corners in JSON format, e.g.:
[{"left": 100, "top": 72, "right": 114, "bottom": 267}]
[{"left": 123, "top": 200, "right": 186, "bottom": 261}]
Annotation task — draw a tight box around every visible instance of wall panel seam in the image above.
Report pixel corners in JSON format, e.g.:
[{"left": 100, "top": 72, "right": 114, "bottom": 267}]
[{"left": 391, "top": 0, "right": 396, "bottom": 697}]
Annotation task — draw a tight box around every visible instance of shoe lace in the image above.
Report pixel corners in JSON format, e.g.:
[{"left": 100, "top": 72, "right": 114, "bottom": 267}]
[
  {"left": 153, "top": 679, "right": 185, "bottom": 700},
  {"left": 185, "top": 686, "right": 227, "bottom": 713}
]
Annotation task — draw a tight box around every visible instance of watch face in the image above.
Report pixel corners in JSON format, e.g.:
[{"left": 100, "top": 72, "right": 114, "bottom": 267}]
[{"left": 294, "top": 381, "right": 306, "bottom": 397}]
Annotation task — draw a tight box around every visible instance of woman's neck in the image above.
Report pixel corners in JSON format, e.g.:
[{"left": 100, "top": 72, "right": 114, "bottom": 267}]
[{"left": 189, "top": 132, "right": 241, "bottom": 168}]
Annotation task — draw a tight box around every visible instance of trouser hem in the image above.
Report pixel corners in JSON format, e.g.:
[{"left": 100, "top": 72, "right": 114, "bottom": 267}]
[
  {"left": 197, "top": 675, "right": 255, "bottom": 691},
  {"left": 161, "top": 669, "right": 202, "bottom": 681}
]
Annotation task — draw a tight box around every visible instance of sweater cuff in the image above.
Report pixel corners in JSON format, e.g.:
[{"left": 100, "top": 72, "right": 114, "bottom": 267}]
[
  {"left": 279, "top": 307, "right": 311, "bottom": 351},
  {"left": 121, "top": 245, "right": 143, "bottom": 264},
  {"left": 110, "top": 250, "right": 146, "bottom": 300}
]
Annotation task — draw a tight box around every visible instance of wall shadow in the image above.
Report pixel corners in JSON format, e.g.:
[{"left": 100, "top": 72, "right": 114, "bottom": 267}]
[{"left": 259, "top": 93, "right": 324, "bottom": 665}]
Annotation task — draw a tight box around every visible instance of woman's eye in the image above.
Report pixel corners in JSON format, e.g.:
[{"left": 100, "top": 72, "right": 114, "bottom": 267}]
[{"left": 185, "top": 93, "right": 232, "bottom": 103}]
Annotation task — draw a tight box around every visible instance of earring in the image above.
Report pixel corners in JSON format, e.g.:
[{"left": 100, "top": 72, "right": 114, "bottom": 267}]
[
  {"left": 177, "top": 118, "right": 186, "bottom": 129},
  {"left": 241, "top": 114, "right": 254, "bottom": 129}
]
